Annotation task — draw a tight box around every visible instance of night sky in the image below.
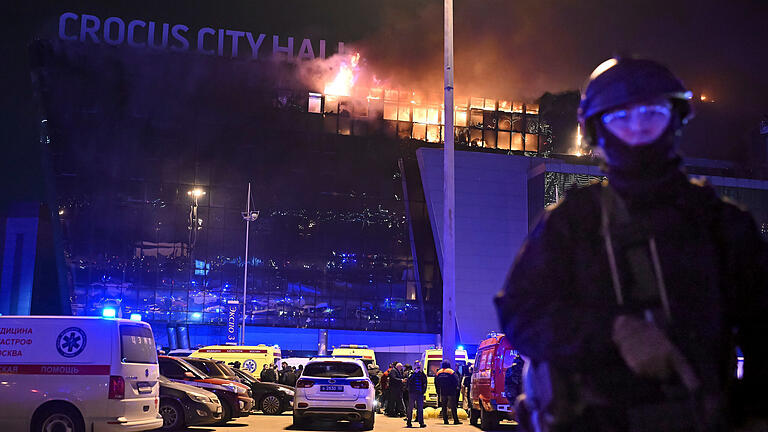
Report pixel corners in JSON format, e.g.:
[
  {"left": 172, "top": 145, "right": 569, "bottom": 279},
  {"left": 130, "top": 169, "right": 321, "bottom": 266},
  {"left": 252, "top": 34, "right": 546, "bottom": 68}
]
[{"left": 3, "top": 0, "right": 768, "bottom": 203}]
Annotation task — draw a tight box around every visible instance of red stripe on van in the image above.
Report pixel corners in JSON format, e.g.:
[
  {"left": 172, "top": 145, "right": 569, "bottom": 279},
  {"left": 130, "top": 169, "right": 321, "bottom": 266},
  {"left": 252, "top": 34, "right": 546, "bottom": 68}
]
[{"left": 0, "top": 365, "right": 110, "bottom": 375}]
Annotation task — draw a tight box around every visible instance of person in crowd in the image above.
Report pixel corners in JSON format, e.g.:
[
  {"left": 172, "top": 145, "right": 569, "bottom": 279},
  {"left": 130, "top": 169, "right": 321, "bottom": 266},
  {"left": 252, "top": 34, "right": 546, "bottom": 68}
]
[
  {"left": 461, "top": 365, "right": 473, "bottom": 410},
  {"left": 405, "top": 360, "right": 428, "bottom": 428},
  {"left": 260, "top": 363, "right": 270, "bottom": 381},
  {"left": 503, "top": 354, "right": 524, "bottom": 404},
  {"left": 402, "top": 364, "right": 413, "bottom": 412},
  {"left": 495, "top": 57, "right": 768, "bottom": 432},
  {"left": 435, "top": 361, "right": 462, "bottom": 425},
  {"left": 380, "top": 363, "right": 393, "bottom": 414},
  {"left": 388, "top": 362, "right": 406, "bottom": 417},
  {"left": 282, "top": 365, "right": 297, "bottom": 387}
]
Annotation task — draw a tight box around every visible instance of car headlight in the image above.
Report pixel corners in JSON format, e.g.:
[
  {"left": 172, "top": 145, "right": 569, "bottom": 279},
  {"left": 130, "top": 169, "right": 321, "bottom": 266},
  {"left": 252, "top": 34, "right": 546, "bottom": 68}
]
[
  {"left": 223, "top": 384, "right": 238, "bottom": 394},
  {"left": 189, "top": 392, "right": 209, "bottom": 403}
]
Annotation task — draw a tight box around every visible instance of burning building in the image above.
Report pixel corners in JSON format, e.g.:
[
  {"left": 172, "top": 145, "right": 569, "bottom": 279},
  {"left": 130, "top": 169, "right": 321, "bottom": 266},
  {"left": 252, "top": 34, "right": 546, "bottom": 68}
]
[{"left": 4, "top": 6, "right": 768, "bottom": 360}]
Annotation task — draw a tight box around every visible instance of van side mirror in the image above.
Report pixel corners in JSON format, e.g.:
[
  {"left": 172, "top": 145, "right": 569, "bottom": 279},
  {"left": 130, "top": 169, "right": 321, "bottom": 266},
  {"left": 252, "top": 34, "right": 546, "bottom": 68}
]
[{"left": 184, "top": 371, "right": 194, "bottom": 378}]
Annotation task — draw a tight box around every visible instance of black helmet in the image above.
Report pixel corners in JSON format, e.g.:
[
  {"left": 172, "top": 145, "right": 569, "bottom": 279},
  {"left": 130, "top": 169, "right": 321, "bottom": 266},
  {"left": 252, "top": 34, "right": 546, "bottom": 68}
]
[{"left": 578, "top": 57, "right": 693, "bottom": 145}]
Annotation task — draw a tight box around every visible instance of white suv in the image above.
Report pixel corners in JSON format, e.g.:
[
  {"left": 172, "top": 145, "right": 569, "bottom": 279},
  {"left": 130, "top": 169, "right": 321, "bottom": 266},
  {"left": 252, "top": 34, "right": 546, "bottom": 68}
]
[{"left": 293, "top": 358, "right": 375, "bottom": 430}]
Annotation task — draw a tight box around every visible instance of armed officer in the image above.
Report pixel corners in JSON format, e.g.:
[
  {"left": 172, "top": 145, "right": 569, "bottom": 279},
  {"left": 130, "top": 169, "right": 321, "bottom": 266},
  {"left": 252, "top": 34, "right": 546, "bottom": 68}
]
[{"left": 495, "top": 57, "right": 768, "bottom": 431}]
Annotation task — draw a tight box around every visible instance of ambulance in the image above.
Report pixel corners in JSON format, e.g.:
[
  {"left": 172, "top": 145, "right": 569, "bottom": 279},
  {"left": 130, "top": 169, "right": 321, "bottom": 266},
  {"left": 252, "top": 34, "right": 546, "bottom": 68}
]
[
  {"left": 420, "top": 347, "right": 470, "bottom": 407},
  {"left": 0, "top": 315, "right": 164, "bottom": 431},
  {"left": 330, "top": 344, "right": 378, "bottom": 367},
  {"left": 189, "top": 344, "right": 281, "bottom": 374}
]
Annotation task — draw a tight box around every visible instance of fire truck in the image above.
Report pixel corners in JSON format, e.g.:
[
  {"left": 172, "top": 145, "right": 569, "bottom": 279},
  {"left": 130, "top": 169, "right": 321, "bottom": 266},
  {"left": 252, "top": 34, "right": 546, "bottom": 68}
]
[{"left": 468, "top": 333, "right": 520, "bottom": 430}]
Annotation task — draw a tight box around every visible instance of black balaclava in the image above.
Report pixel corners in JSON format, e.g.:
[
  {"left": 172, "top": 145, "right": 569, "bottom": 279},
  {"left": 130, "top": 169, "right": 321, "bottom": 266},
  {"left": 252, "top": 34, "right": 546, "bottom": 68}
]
[{"left": 595, "top": 112, "right": 687, "bottom": 207}]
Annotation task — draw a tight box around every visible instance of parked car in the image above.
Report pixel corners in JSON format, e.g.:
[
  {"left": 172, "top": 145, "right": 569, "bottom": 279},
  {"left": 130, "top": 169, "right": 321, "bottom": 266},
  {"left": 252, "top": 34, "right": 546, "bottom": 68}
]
[
  {"left": 0, "top": 316, "right": 163, "bottom": 431},
  {"left": 293, "top": 357, "right": 375, "bottom": 430},
  {"left": 158, "top": 355, "right": 253, "bottom": 424},
  {"left": 227, "top": 364, "right": 295, "bottom": 415},
  {"left": 157, "top": 375, "right": 222, "bottom": 430},
  {"left": 469, "top": 332, "right": 519, "bottom": 430}
]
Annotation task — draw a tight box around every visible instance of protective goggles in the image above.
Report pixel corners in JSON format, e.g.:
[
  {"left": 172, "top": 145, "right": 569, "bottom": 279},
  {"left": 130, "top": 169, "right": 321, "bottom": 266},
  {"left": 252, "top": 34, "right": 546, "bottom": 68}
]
[{"left": 600, "top": 102, "right": 672, "bottom": 127}]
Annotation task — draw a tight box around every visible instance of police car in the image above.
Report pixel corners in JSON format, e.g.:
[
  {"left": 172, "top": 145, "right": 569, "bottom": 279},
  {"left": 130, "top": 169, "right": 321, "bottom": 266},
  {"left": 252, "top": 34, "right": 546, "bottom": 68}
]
[{"left": 293, "top": 357, "right": 375, "bottom": 430}]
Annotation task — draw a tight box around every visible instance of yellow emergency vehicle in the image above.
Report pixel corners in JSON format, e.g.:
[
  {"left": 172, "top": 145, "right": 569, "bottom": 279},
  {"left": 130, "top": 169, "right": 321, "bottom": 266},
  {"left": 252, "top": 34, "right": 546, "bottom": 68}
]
[
  {"left": 420, "top": 347, "right": 469, "bottom": 407},
  {"left": 190, "top": 344, "right": 282, "bottom": 374},
  {"left": 330, "top": 344, "right": 378, "bottom": 367}
]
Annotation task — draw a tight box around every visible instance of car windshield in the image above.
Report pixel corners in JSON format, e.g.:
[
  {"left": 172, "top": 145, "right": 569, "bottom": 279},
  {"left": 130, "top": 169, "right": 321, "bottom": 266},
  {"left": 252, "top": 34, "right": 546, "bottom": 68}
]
[
  {"left": 304, "top": 361, "right": 364, "bottom": 378},
  {"left": 427, "top": 359, "right": 466, "bottom": 377},
  {"left": 186, "top": 359, "right": 228, "bottom": 378},
  {"left": 177, "top": 359, "right": 210, "bottom": 379},
  {"left": 215, "top": 362, "right": 238, "bottom": 378}
]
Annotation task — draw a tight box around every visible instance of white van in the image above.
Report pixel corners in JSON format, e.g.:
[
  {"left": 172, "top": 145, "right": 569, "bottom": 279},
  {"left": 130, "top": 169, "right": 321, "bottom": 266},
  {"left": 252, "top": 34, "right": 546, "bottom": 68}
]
[{"left": 0, "top": 316, "right": 164, "bottom": 431}]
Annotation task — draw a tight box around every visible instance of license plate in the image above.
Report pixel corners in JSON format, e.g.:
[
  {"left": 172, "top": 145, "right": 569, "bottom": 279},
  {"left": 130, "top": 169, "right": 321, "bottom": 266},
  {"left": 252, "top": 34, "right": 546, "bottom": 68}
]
[
  {"left": 137, "top": 382, "right": 152, "bottom": 394},
  {"left": 320, "top": 385, "right": 344, "bottom": 392}
]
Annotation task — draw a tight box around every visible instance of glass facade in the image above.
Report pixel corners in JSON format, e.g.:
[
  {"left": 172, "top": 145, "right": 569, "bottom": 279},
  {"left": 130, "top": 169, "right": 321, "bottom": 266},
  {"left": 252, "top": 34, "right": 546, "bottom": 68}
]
[
  {"left": 40, "top": 41, "right": 442, "bottom": 333},
  {"left": 544, "top": 172, "right": 768, "bottom": 240}
]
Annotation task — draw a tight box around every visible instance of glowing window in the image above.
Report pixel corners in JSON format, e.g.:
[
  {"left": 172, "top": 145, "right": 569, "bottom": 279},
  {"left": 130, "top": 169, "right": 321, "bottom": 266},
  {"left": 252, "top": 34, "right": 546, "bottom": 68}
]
[
  {"left": 427, "top": 125, "right": 441, "bottom": 143},
  {"left": 412, "top": 123, "right": 426, "bottom": 140},
  {"left": 498, "top": 131, "right": 511, "bottom": 150},
  {"left": 526, "top": 134, "right": 539, "bottom": 151},
  {"left": 413, "top": 107, "right": 427, "bottom": 124},
  {"left": 526, "top": 103, "right": 540, "bottom": 114},
  {"left": 383, "top": 102, "right": 398, "bottom": 121},
  {"left": 308, "top": 93, "right": 322, "bottom": 113},
  {"left": 511, "top": 132, "right": 524, "bottom": 150},
  {"left": 324, "top": 95, "right": 338, "bottom": 115},
  {"left": 398, "top": 105, "right": 411, "bottom": 122},
  {"left": 427, "top": 107, "right": 440, "bottom": 125},
  {"left": 498, "top": 100, "right": 512, "bottom": 112},
  {"left": 385, "top": 89, "right": 399, "bottom": 101},
  {"left": 484, "top": 99, "right": 496, "bottom": 111},
  {"left": 470, "top": 97, "right": 484, "bottom": 109},
  {"left": 512, "top": 102, "right": 524, "bottom": 113},
  {"left": 454, "top": 109, "right": 467, "bottom": 127}
]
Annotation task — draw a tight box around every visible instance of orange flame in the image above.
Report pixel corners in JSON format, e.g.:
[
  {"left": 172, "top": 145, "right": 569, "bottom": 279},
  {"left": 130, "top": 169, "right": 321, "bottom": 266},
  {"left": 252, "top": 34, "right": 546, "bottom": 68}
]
[{"left": 324, "top": 52, "right": 361, "bottom": 96}]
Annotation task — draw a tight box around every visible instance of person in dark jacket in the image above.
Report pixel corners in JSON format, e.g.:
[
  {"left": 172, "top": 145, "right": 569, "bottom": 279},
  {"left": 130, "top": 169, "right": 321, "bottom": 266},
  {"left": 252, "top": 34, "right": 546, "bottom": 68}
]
[
  {"left": 461, "top": 365, "right": 473, "bottom": 410},
  {"left": 405, "top": 360, "right": 427, "bottom": 428},
  {"left": 495, "top": 57, "right": 768, "bottom": 432},
  {"left": 387, "top": 363, "right": 406, "bottom": 417},
  {"left": 435, "top": 361, "right": 461, "bottom": 425}
]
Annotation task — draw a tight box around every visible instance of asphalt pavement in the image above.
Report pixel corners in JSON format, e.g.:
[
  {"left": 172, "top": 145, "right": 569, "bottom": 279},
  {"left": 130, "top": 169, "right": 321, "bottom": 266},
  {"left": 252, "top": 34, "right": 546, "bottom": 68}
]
[{"left": 186, "top": 410, "right": 519, "bottom": 432}]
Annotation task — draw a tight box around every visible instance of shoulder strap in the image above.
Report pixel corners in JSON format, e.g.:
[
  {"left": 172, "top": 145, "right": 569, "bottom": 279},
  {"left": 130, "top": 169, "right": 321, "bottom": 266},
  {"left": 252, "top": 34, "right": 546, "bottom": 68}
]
[{"left": 600, "top": 184, "right": 672, "bottom": 323}]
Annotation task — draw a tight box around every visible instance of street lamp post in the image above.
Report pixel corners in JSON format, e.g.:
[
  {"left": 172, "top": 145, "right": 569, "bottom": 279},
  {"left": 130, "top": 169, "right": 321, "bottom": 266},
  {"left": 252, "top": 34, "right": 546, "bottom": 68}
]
[
  {"left": 442, "top": 0, "right": 457, "bottom": 369},
  {"left": 241, "top": 182, "right": 259, "bottom": 346}
]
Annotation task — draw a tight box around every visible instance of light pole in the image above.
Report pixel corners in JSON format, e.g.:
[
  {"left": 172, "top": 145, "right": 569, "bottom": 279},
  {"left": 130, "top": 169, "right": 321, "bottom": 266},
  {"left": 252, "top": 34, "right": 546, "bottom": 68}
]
[
  {"left": 442, "top": 0, "right": 457, "bottom": 369},
  {"left": 241, "top": 182, "right": 259, "bottom": 345}
]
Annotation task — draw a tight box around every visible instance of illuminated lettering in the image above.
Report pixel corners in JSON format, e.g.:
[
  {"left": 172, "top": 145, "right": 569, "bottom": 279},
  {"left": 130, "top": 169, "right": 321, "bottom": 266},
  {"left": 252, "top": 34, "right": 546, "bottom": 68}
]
[
  {"left": 170, "top": 24, "right": 189, "bottom": 51},
  {"left": 197, "top": 27, "right": 215, "bottom": 55},
  {"left": 58, "top": 12, "right": 78, "bottom": 41},
  {"left": 217, "top": 29, "right": 225, "bottom": 56},
  {"left": 80, "top": 14, "right": 100, "bottom": 43},
  {"left": 297, "top": 38, "right": 315, "bottom": 60},
  {"left": 127, "top": 20, "right": 146, "bottom": 48},
  {"left": 245, "top": 32, "right": 266, "bottom": 59},
  {"left": 226, "top": 30, "right": 245, "bottom": 57},
  {"left": 148, "top": 22, "right": 169, "bottom": 49},
  {"left": 103, "top": 17, "right": 125, "bottom": 46},
  {"left": 272, "top": 35, "right": 294, "bottom": 58}
]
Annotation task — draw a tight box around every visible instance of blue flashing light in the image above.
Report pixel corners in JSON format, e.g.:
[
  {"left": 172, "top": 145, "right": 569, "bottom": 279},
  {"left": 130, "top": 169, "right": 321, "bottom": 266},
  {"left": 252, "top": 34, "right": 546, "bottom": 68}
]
[
  {"left": 102, "top": 308, "right": 117, "bottom": 318},
  {"left": 129, "top": 313, "right": 142, "bottom": 321},
  {"left": 192, "top": 312, "right": 202, "bottom": 319},
  {"left": 457, "top": 345, "right": 465, "bottom": 351}
]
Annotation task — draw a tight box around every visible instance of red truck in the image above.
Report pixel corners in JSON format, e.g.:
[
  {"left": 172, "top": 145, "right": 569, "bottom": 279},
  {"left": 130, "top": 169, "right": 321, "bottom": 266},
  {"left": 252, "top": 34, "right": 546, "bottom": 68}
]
[{"left": 468, "top": 333, "right": 522, "bottom": 430}]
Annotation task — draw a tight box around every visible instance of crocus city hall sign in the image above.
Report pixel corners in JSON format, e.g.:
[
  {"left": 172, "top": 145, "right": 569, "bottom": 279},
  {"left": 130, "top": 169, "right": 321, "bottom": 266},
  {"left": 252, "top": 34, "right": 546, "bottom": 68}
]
[{"left": 58, "top": 12, "right": 345, "bottom": 60}]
